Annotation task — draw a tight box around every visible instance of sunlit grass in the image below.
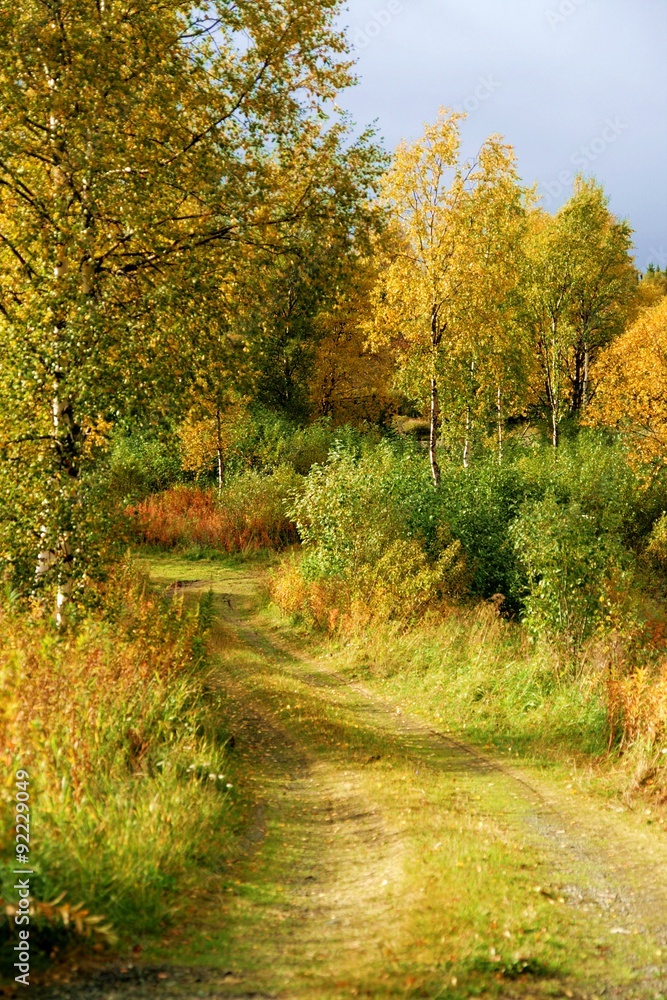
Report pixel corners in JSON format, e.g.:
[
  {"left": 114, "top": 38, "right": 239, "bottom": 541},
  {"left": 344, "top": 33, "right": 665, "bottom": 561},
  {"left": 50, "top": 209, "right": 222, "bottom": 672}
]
[
  {"left": 143, "top": 556, "right": 659, "bottom": 998},
  {"left": 0, "top": 560, "right": 241, "bottom": 974}
]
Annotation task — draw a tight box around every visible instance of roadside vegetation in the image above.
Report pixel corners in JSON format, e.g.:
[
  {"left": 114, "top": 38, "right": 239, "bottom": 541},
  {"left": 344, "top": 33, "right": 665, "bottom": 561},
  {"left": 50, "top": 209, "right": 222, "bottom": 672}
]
[{"left": 0, "top": 565, "right": 237, "bottom": 976}]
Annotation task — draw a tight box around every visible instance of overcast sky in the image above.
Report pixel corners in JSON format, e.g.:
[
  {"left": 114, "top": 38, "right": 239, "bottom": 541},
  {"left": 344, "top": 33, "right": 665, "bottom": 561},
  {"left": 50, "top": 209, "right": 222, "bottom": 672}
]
[{"left": 337, "top": 0, "right": 667, "bottom": 269}]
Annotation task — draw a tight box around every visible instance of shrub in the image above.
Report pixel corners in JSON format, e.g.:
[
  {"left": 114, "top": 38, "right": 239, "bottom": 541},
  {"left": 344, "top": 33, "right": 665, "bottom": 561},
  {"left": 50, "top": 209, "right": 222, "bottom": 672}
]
[
  {"left": 108, "top": 433, "right": 183, "bottom": 505},
  {"left": 607, "top": 663, "right": 667, "bottom": 749},
  {"left": 234, "top": 411, "right": 336, "bottom": 476},
  {"left": 0, "top": 564, "right": 235, "bottom": 966},
  {"left": 132, "top": 466, "right": 301, "bottom": 552},
  {"left": 516, "top": 433, "right": 667, "bottom": 546},
  {"left": 510, "top": 493, "right": 633, "bottom": 647},
  {"left": 277, "top": 443, "right": 467, "bottom": 628},
  {"left": 291, "top": 442, "right": 438, "bottom": 573},
  {"left": 279, "top": 432, "right": 659, "bottom": 645},
  {"left": 436, "top": 460, "right": 526, "bottom": 602},
  {"left": 646, "top": 512, "right": 667, "bottom": 568}
]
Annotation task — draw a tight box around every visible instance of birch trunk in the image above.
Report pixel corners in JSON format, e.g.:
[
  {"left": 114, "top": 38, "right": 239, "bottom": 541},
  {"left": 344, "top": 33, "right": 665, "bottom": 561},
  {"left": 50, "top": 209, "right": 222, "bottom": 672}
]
[
  {"left": 429, "top": 305, "right": 442, "bottom": 488},
  {"left": 463, "top": 359, "right": 475, "bottom": 468},
  {"left": 550, "top": 320, "right": 560, "bottom": 449},
  {"left": 215, "top": 407, "right": 224, "bottom": 492},
  {"left": 429, "top": 376, "right": 441, "bottom": 487},
  {"left": 463, "top": 407, "right": 471, "bottom": 469},
  {"left": 497, "top": 386, "right": 503, "bottom": 465},
  {"left": 582, "top": 345, "right": 590, "bottom": 411}
]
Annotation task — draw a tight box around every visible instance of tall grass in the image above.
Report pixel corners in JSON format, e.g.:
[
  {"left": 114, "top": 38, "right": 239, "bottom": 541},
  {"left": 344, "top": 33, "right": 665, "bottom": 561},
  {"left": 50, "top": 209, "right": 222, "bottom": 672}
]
[
  {"left": 347, "top": 604, "right": 610, "bottom": 756},
  {"left": 271, "top": 550, "right": 667, "bottom": 797},
  {"left": 132, "top": 467, "right": 300, "bottom": 553},
  {"left": 0, "top": 564, "right": 236, "bottom": 972}
]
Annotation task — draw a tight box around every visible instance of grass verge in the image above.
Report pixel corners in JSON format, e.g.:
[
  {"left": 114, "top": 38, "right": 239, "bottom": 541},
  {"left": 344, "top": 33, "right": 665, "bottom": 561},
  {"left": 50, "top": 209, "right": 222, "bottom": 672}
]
[{"left": 0, "top": 560, "right": 240, "bottom": 978}]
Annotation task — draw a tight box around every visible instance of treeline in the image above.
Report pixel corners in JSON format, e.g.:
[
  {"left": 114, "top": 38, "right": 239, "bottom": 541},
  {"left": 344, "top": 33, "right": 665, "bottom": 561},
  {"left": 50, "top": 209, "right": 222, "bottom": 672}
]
[{"left": 3, "top": 0, "right": 667, "bottom": 664}]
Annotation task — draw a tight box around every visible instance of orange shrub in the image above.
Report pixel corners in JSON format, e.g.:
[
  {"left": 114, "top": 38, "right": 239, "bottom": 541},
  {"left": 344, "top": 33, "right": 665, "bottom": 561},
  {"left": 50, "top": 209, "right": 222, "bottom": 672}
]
[
  {"left": 269, "top": 555, "right": 345, "bottom": 632},
  {"left": 607, "top": 663, "right": 667, "bottom": 749},
  {"left": 132, "top": 468, "right": 300, "bottom": 553}
]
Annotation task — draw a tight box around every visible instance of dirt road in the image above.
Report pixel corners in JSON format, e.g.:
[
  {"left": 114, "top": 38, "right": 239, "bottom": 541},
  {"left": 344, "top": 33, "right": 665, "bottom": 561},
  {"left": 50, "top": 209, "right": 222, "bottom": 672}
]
[{"left": 37, "top": 557, "right": 667, "bottom": 1000}]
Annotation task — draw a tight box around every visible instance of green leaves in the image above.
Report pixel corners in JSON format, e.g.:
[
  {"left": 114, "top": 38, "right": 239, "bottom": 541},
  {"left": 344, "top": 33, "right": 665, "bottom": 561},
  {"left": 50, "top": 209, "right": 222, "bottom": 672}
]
[{"left": 0, "top": 0, "right": 360, "bottom": 600}]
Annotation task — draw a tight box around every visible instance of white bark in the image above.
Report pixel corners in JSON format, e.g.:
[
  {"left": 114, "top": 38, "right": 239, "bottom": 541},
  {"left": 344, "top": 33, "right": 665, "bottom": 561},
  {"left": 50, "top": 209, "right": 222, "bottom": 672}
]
[{"left": 497, "top": 386, "right": 503, "bottom": 465}]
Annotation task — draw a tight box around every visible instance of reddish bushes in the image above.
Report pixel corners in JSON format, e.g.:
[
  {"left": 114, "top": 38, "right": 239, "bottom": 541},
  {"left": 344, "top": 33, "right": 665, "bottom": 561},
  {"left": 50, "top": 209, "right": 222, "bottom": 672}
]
[{"left": 132, "top": 468, "right": 301, "bottom": 553}]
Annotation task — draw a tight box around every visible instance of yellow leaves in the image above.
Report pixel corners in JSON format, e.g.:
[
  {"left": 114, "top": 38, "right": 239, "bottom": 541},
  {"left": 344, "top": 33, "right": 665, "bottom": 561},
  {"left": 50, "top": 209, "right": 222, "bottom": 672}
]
[
  {"left": 308, "top": 257, "right": 397, "bottom": 424},
  {"left": 81, "top": 416, "right": 114, "bottom": 459},
  {"left": 179, "top": 416, "right": 218, "bottom": 478},
  {"left": 607, "top": 659, "right": 667, "bottom": 748},
  {"left": 383, "top": 107, "right": 466, "bottom": 225},
  {"left": 3, "top": 893, "right": 117, "bottom": 946},
  {"left": 178, "top": 401, "right": 250, "bottom": 477},
  {"left": 369, "top": 108, "right": 526, "bottom": 438},
  {"left": 589, "top": 296, "right": 667, "bottom": 466}
]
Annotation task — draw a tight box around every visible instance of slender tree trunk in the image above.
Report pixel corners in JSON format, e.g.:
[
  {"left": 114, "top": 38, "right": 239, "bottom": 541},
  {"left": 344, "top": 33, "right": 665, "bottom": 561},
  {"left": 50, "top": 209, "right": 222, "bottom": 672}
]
[
  {"left": 462, "top": 358, "right": 475, "bottom": 469},
  {"left": 550, "top": 321, "right": 560, "bottom": 449},
  {"left": 215, "top": 407, "right": 224, "bottom": 492},
  {"left": 429, "top": 376, "right": 441, "bottom": 487},
  {"left": 36, "top": 376, "right": 80, "bottom": 624},
  {"left": 55, "top": 536, "right": 73, "bottom": 628},
  {"left": 463, "top": 407, "right": 471, "bottom": 469},
  {"left": 582, "top": 345, "right": 590, "bottom": 411},
  {"left": 497, "top": 386, "right": 503, "bottom": 465},
  {"left": 552, "top": 405, "right": 559, "bottom": 449},
  {"left": 571, "top": 342, "right": 584, "bottom": 413},
  {"left": 429, "top": 305, "right": 442, "bottom": 487}
]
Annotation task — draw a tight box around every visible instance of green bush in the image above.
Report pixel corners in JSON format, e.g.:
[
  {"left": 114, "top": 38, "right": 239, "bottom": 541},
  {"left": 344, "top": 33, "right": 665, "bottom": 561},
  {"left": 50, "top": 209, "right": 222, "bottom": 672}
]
[
  {"left": 516, "top": 434, "right": 654, "bottom": 542},
  {"left": 436, "top": 460, "right": 526, "bottom": 603},
  {"left": 282, "top": 442, "right": 466, "bottom": 625},
  {"left": 292, "top": 442, "right": 439, "bottom": 576},
  {"left": 234, "top": 411, "right": 336, "bottom": 476},
  {"left": 510, "top": 492, "right": 632, "bottom": 646},
  {"left": 281, "top": 429, "right": 664, "bottom": 642},
  {"left": 109, "top": 433, "right": 183, "bottom": 504}
]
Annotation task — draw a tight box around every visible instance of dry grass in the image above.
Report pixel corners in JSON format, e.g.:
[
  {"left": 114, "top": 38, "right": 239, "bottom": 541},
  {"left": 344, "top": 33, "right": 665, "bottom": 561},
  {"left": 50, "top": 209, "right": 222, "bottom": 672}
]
[
  {"left": 132, "top": 469, "right": 300, "bottom": 553},
  {"left": 0, "top": 562, "right": 237, "bottom": 972},
  {"left": 269, "top": 539, "right": 467, "bottom": 634}
]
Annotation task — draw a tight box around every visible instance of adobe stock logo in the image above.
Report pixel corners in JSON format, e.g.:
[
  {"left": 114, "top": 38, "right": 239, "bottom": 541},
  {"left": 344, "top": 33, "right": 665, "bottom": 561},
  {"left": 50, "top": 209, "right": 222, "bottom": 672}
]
[
  {"left": 540, "top": 118, "right": 629, "bottom": 206},
  {"left": 350, "top": 1, "right": 404, "bottom": 52},
  {"left": 460, "top": 76, "right": 502, "bottom": 115},
  {"left": 545, "top": 0, "right": 588, "bottom": 30}
]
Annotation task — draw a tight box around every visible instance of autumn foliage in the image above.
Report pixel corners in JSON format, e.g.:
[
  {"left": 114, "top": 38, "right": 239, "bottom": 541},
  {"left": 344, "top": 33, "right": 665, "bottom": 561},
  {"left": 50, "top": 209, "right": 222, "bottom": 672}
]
[
  {"left": 607, "top": 664, "right": 667, "bottom": 751},
  {"left": 590, "top": 296, "right": 667, "bottom": 466},
  {"left": 132, "top": 469, "right": 300, "bottom": 553}
]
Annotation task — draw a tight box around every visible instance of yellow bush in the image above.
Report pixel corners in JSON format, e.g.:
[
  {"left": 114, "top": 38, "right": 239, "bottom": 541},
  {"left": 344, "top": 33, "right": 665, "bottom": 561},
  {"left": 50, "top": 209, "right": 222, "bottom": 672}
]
[
  {"left": 607, "top": 663, "right": 667, "bottom": 748},
  {"left": 270, "top": 535, "right": 468, "bottom": 633}
]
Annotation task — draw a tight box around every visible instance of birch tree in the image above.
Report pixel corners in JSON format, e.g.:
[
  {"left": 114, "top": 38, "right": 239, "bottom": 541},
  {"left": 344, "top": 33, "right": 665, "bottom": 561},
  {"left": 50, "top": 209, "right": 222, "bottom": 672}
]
[
  {"left": 563, "top": 180, "right": 635, "bottom": 412},
  {"left": 368, "top": 109, "right": 524, "bottom": 484},
  {"left": 0, "top": 0, "right": 352, "bottom": 614},
  {"left": 521, "top": 179, "right": 636, "bottom": 447},
  {"left": 520, "top": 211, "right": 576, "bottom": 450}
]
